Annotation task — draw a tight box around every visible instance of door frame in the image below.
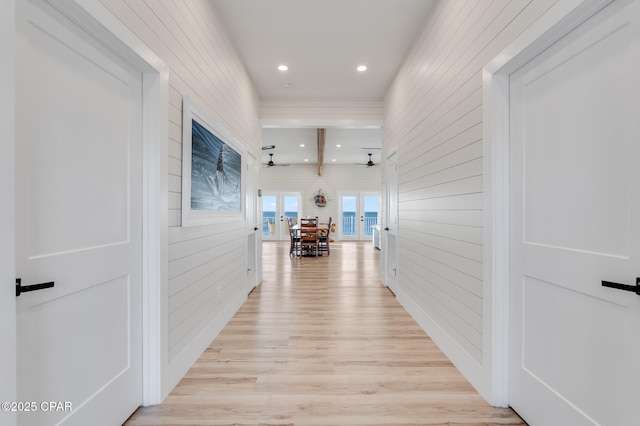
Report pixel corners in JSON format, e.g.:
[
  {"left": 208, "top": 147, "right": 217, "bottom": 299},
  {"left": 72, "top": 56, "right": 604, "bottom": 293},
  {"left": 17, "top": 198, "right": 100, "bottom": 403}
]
[
  {"left": 482, "top": 0, "right": 614, "bottom": 407},
  {"left": 7, "top": 0, "right": 170, "bottom": 411},
  {"left": 1, "top": 0, "right": 17, "bottom": 420}
]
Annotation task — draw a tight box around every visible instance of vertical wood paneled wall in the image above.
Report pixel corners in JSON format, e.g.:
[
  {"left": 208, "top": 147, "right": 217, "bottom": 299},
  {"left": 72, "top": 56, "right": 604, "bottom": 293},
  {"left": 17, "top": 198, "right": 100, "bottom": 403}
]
[
  {"left": 99, "top": 0, "right": 261, "bottom": 392},
  {"left": 383, "top": 0, "right": 558, "bottom": 396}
]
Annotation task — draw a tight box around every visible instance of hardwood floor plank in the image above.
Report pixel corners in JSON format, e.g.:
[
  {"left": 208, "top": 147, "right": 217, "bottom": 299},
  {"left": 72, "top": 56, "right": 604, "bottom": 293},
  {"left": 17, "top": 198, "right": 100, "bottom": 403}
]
[{"left": 125, "top": 241, "right": 525, "bottom": 426}]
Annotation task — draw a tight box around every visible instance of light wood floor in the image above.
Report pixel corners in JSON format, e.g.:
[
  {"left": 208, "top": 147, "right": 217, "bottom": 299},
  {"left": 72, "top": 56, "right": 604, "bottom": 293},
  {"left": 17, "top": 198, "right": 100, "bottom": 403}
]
[{"left": 125, "top": 241, "right": 525, "bottom": 426}]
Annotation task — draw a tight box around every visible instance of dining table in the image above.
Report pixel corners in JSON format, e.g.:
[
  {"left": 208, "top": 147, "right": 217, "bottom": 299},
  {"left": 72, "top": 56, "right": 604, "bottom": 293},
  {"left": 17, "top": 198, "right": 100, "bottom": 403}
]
[{"left": 289, "top": 221, "right": 331, "bottom": 257}]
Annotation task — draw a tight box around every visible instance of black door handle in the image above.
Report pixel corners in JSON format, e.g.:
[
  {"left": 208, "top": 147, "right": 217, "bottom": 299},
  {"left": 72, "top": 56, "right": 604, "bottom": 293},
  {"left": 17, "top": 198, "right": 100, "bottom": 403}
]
[
  {"left": 254, "top": 227, "right": 259, "bottom": 231},
  {"left": 384, "top": 227, "right": 389, "bottom": 231},
  {"left": 601, "top": 278, "right": 640, "bottom": 295},
  {"left": 16, "top": 278, "right": 55, "bottom": 297}
]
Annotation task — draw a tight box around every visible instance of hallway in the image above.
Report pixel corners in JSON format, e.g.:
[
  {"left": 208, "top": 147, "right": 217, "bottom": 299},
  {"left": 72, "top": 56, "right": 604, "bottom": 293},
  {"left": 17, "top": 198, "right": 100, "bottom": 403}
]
[{"left": 126, "top": 242, "right": 524, "bottom": 425}]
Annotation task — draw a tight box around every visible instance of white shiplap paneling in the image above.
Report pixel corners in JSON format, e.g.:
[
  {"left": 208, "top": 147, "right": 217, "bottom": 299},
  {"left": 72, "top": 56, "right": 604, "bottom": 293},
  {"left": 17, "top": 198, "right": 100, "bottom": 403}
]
[
  {"left": 99, "top": 0, "right": 261, "bottom": 394},
  {"left": 260, "top": 98, "right": 384, "bottom": 127},
  {"left": 383, "top": 0, "right": 559, "bottom": 399}
]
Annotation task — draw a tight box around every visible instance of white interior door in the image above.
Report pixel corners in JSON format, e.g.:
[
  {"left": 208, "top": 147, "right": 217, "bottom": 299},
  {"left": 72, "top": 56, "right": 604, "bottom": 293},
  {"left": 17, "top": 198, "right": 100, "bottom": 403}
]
[
  {"left": 384, "top": 152, "right": 398, "bottom": 292},
  {"left": 15, "top": 2, "right": 143, "bottom": 425},
  {"left": 509, "top": 1, "right": 640, "bottom": 424}
]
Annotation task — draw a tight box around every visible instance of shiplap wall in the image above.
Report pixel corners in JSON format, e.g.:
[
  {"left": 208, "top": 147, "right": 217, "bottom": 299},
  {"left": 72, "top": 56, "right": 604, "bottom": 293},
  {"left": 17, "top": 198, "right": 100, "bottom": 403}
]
[
  {"left": 99, "top": 0, "right": 261, "bottom": 391},
  {"left": 260, "top": 99, "right": 383, "bottom": 127},
  {"left": 261, "top": 164, "right": 381, "bottom": 231},
  {"left": 384, "top": 0, "right": 558, "bottom": 396}
]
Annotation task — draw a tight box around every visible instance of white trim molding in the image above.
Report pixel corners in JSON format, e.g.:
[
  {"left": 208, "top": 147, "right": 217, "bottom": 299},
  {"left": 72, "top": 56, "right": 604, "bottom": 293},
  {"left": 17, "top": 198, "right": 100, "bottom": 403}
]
[
  {"left": 1, "top": 2, "right": 17, "bottom": 424},
  {"left": 482, "top": 0, "right": 614, "bottom": 407}
]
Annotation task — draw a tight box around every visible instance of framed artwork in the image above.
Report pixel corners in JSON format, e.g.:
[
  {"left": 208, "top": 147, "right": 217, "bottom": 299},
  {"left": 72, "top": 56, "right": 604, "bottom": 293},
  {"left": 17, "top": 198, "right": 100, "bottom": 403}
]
[{"left": 182, "top": 97, "right": 243, "bottom": 226}]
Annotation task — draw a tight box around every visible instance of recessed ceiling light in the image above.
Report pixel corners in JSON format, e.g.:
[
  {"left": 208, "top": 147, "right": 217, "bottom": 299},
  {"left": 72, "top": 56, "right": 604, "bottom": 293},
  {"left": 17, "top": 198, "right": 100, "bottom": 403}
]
[
  {"left": 336, "top": 144, "right": 341, "bottom": 147},
  {"left": 304, "top": 159, "right": 309, "bottom": 162},
  {"left": 357, "top": 65, "right": 367, "bottom": 72},
  {"left": 332, "top": 159, "right": 336, "bottom": 162},
  {"left": 299, "top": 144, "right": 305, "bottom": 147},
  {"left": 278, "top": 65, "right": 288, "bottom": 71}
]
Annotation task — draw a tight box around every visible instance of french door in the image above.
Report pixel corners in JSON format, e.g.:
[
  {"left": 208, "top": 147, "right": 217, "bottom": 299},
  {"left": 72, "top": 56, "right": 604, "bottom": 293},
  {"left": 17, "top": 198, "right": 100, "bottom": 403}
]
[
  {"left": 339, "top": 192, "right": 379, "bottom": 240},
  {"left": 261, "top": 192, "right": 301, "bottom": 241}
]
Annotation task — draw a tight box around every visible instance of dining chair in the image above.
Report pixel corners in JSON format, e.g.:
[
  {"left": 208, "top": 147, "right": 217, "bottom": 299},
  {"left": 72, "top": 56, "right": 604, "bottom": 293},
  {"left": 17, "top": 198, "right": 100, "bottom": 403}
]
[
  {"left": 318, "top": 217, "right": 332, "bottom": 256},
  {"left": 299, "top": 216, "right": 319, "bottom": 257},
  {"left": 287, "top": 217, "right": 300, "bottom": 256}
]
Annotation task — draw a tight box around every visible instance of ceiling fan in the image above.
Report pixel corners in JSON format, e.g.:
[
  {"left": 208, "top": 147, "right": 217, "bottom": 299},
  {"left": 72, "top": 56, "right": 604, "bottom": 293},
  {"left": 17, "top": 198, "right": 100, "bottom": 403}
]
[
  {"left": 356, "top": 153, "right": 377, "bottom": 167},
  {"left": 264, "top": 153, "right": 290, "bottom": 167}
]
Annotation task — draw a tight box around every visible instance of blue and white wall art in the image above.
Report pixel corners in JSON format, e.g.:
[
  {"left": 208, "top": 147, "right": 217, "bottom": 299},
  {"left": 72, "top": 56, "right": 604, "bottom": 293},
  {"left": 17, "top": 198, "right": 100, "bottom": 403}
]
[
  {"left": 190, "top": 120, "right": 241, "bottom": 211},
  {"left": 182, "top": 97, "right": 243, "bottom": 226}
]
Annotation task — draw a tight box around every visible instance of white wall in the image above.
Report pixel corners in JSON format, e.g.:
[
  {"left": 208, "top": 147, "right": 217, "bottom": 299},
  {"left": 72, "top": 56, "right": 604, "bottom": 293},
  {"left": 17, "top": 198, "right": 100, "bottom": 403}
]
[
  {"left": 384, "top": 0, "right": 558, "bottom": 400},
  {"left": 261, "top": 164, "right": 381, "bottom": 234},
  {"left": 0, "top": 0, "right": 17, "bottom": 424},
  {"left": 260, "top": 99, "right": 383, "bottom": 127},
  {"left": 99, "top": 0, "right": 261, "bottom": 393}
]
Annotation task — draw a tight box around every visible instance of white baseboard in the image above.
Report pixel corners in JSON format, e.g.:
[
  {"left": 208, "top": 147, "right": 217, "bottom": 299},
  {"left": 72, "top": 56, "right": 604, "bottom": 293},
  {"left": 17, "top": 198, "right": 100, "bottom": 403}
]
[
  {"left": 164, "top": 290, "right": 247, "bottom": 398},
  {"left": 395, "top": 287, "right": 487, "bottom": 401}
]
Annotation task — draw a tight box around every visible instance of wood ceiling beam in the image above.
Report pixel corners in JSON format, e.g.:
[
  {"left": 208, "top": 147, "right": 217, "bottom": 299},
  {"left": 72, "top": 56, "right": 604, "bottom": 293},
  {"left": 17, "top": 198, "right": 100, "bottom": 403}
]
[{"left": 317, "top": 128, "right": 326, "bottom": 176}]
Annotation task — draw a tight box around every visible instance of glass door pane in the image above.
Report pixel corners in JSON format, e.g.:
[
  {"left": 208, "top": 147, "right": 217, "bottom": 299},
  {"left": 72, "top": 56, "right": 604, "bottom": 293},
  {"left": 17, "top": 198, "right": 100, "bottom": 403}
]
[
  {"left": 282, "top": 194, "right": 300, "bottom": 238},
  {"left": 261, "top": 194, "right": 277, "bottom": 239},
  {"left": 262, "top": 192, "right": 301, "bottom": 241},
  {"left": 363, "top": 195, "right": 379, "bottom": 237},
  {"left": 339, "top": 192, "right": 380, "bottom": 240},
  {"left": 341, "top": 195, "right": 357, "bottom": 239}
]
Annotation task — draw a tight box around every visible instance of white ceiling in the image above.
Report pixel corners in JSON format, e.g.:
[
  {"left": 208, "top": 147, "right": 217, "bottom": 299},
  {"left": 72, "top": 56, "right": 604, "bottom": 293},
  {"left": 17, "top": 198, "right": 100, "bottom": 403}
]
[
  {"left": 210, "top": 0, "right": 437, "bottom": 165},
  {"left": 262, "top": 127, "right": 382, "bottom": 166}
]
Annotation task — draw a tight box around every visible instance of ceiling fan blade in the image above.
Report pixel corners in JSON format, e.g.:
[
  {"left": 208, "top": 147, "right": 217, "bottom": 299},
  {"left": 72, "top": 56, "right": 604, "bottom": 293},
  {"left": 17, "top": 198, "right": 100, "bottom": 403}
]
[
  {"left": 361, "top": 147, "right": 381, "bottom": 150},
  {"left": 262, "top": 145, "right": 275, "bottom": 150}
]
